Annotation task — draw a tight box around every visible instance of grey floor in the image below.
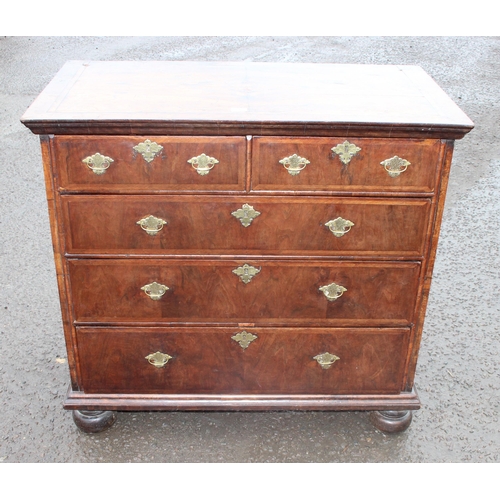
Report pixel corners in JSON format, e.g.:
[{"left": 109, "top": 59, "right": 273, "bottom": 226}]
[{"left": 0, "top": 36, "right": 499, "bottom": 463}]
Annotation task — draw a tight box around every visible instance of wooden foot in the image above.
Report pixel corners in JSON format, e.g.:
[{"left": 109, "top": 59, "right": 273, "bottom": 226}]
[
  {"left": 370, "top": 410, "right": 413, "bottom": 433},
  {"left": 72, "top": 410, "right": 117, "bottom": 433}
]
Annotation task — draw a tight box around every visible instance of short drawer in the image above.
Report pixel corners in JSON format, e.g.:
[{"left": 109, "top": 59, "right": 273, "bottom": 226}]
[
  {"left": 62, "top": 195, "right": 431, "bottom": 258},
  {"left": 252, "top": 137, "right": 442, "bottom": 193},
  {"left": 68, "top": 259, "right": 420, "bottom": 326},
  {"left": 52, "top": 135, "right": 246, "bottom": 192},
  {"left": 75, "top": 326, "right": 410, "bottom": 395}
]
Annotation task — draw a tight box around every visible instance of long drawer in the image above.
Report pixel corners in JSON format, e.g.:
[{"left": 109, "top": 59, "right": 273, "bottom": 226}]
[
  {"left": 62, "top": 195, "right": 431, "bottom": 258},
  {"left": 68, "top": 259, "right": 420, "bottom": 325},
  {"left": 75, "top": 326, "right": 410, "bottom": 395},
  {"left": 252, "top": 137, "right": 442, "bottom": 193},
  {"left": 52, "top": 136, "right": 247, "bottom": 192}
]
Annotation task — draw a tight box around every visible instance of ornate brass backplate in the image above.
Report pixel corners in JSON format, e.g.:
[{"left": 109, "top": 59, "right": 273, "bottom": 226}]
[
  {"left": 187, "top": 153, "right": 219, "bottom": 175},
  {"left": 231, "top": 204, "right": 261, "bottom": 227},
  {"left": 231, "top": 331, "right": 258, "bottom": 349},
  {"left": 141, "top": 281, "right": 169, "bottom": 300},
  {"left": 319, "top": 282, "right": 347, "bottom": 301},
  {"left": 380, "top": 156, "right": 411, "bottom": 177},
  {"left": 82, "top": 152, "right": 114, "bottom": 175},
  {"left": 136, "top": 215, "right": 168, "bottom": 235},
  {"left": 325, "top": 217, "right": 355, "bottom": 237},
  {"left": 145, "top": 351, "right": 172, "bottom": 368},
  {"left": 133, "top": 139, "right": 163, "bottom": 163},
  {"left": 313, "top": 352, "right": 340, "bottom": 369},
  {"left": 232, "top": 264, "right": 261, "bottom": 284},
  {"left": 331, "top": 141, "right": 361, "bottom": 165},
  {"left": 279, "top": 154, "right": 310, "bottom": 175}
]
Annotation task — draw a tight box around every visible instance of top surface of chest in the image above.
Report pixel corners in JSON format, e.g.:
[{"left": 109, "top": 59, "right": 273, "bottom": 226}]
[{"left": 21, "top": 61, "right": 473, "bottom": 138}]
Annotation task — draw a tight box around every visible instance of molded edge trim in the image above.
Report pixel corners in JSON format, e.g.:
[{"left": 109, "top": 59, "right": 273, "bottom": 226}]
[
  {"left": 63, "top": 387, "right": 420, "bottom": 412},
  {"left": 21, "top": 119, "right": 474, "bottom": 140}
]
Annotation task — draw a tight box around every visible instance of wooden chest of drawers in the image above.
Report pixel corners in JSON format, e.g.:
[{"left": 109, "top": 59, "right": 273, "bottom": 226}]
[{"left": 22, "top": 61, "right": 473, "bottom": 433}]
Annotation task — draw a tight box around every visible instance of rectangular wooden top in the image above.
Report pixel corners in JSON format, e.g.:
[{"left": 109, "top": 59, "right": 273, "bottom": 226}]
[{"left": 21, "top": 60, "right": 473, "bottom": 138}]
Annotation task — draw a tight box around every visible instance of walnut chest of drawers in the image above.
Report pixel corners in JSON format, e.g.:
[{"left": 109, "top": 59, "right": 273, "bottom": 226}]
[{"left": 22, "top": 61, "right": 473, "bottom": 433}]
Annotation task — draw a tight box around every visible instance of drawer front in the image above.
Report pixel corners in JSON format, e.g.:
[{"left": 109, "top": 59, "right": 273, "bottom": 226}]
[
  {"left": 252, "top": 137, "right": 441, "bottom": 193},
  {"left": 76, "top": 326, "right": 410, "bottom": 395},
  {"left": 52, "top": 136, "right": 246, "bottom": 192},
  {"left": 69, "top": 259, "right": 420, "bottom": 325},
  {"left": 63, "top": 195, "right": 431, "bottom": 258}
]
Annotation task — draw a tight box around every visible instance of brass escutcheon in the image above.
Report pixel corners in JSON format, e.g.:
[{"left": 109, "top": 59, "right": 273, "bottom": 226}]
[
  {"left": 313, "top": 352, "right": 340, "bottom": 369},
  {"left": 145, "top": 351, "right": 172, "bottom": 368},
  {"left": 137, "top": 215, "right": 168, "bottom": 236},
  {"left": 319, "top": 282, "right": 347, "bottom": 301},
  {"left": 380, "top": 156, "right": 411, "bottom": 177},
  {"left": 232, "top": 264, "right": 261, "bottom": 284},
  {"left": 141, "top": 281, "right": 169, "bottom": 300},
  {"left": 279, "top": 154, "right": 310, "bottom": 175},
  {"left": 187, "top": 153, "right": 219, "bottom": 176},
  {"left": 82, "top": 152, "right": 114, "bottom": 175},
  {"left": 133, "top": 139, "right": 163, "bottom": 163},
  {"left": 231, "top": 204, "right": 261, "bottom": 227},
  {"left": 231, "top": 331, "right": 258, "bottom": 350},
  {"left": 331, "top": 141, "right": 361, "bottom": 165},
  {"left": 325, "top": 217, "right": 355, "bottom": 238}
]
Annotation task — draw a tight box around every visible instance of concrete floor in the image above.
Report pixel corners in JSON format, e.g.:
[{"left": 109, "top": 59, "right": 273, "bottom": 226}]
[{"left": 0, "top": 36, "right": 499, "bottom": 463}]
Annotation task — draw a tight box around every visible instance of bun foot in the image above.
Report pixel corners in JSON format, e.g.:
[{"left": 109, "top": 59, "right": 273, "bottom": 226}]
[
  {"left": 72, "top": 410, "right": 117, "bottom": 433},
  {"left": 370, "top": 410, "right": 413, "bottom": 433}
]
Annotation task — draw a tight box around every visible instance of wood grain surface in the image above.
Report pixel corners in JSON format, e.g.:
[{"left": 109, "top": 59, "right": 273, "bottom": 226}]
[
  {"left": 252, "top": 137, "right": 442, "bottom": 193},
  {"left": 62, "top": 195, "right": 431, "bottom": 258},
  {"left": 68, "top": 259, "right": 421, "bottom": 325},
  {"left": 23, "top": 62, "right": 474, "bottom": 419},
  {"left": 22, "top": 61, "right": 474, "bottom": 138},
  {"left": 75, "top": 326, "right": 410, "bottom": 395},
  {"left": 53, "top": 135, "right": 246, "bottom": 192}
]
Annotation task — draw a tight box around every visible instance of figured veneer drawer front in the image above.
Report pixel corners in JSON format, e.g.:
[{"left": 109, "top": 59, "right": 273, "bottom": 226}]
[
  {"left": 75, "top": 326, "right": 410, "bottom": 395},
  {"left": 68, "top": 259, "right": 420, "bottom": 325},
  {"left": 252, "top": 137, "right": 442, "bottom": 193},
  {"left": 52, "top": 136, "right": 246, "bottom": 192},
  {"left": 62, "top": 195, "right": 432, "bottom": 258}
]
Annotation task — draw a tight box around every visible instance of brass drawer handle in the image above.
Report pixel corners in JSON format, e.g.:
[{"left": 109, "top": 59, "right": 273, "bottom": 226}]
[
  {"left": 279, "top": 154, "right": 310, "bottom": 175},
  {"left": 232, "top": 264, "right": 261, "bottom": 284},
  {"left": 381, "top": 155, "right": 411, "bottom": 177},
  {"left": 141, "top": 281, "right": 169, "bottom": 300},
  {"left": 137, "top": 215, "right": 167, "bottom": 235},
  {"left": 82, "top": 152, "right": 114, "bottom": 175},
  {"left": 319, "top": 282, "right": 347, "bottom": 301},
  {"left": 187, "top": 153, "right": 219, "bottom": 176},
  {"left": 313, "top": 352, "right": 340, "bottom": 369},
  {"left": 231, "top": 331, "right": 258, "bottom": 350},
  {"left": 331, "top": 140, "right": 361, "bottom": 165},
  {"left": 145, "top": 351, "right": 172, "bottom": 368},
  {"left": 231, "top": 204, "right": 261, "bottom": 227},
  {"left": 133, "top": 139, "right": 163, "bottom": 163},
  {"left": 325, "top": 217, "right": 354, "bottom": 237}
]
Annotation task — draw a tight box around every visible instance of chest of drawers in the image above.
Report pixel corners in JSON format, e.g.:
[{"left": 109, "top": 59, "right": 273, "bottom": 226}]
[{"left": 22, "top": 61, "right": 473, "bottom": 433}]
